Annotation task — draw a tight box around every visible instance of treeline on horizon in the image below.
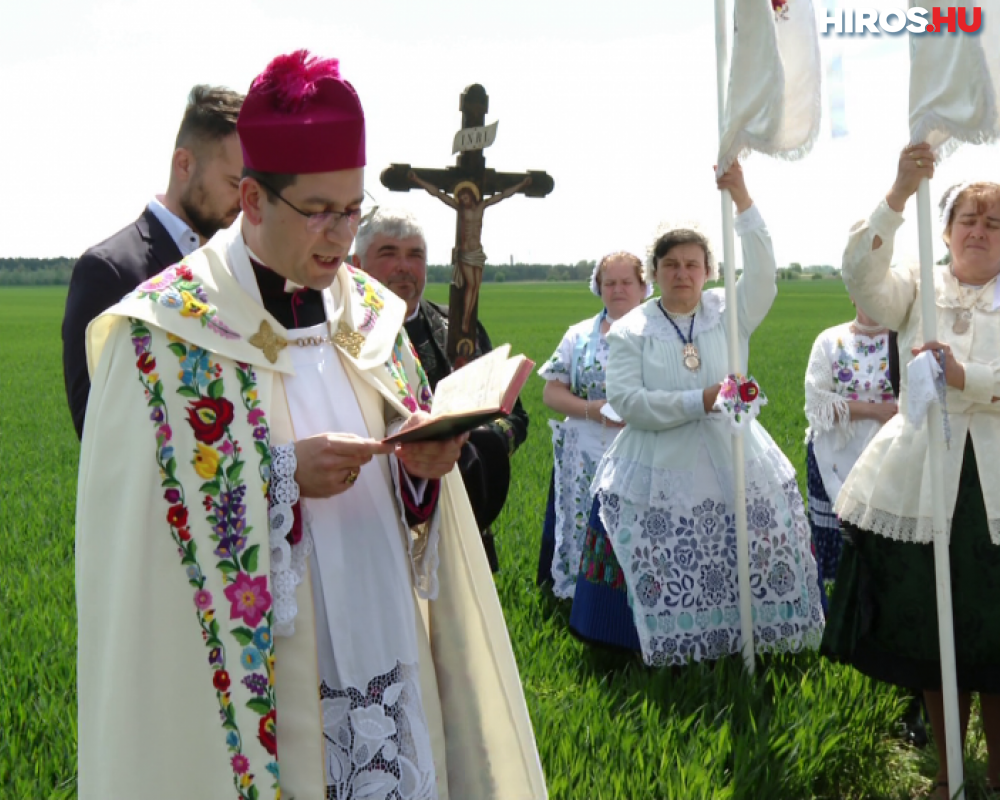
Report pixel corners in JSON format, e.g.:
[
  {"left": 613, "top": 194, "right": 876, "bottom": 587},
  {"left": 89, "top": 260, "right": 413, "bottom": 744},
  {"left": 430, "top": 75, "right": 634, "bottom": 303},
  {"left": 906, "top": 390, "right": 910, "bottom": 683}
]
[{"left": 0, "top": 258, "right": 839, "bottom": 286}]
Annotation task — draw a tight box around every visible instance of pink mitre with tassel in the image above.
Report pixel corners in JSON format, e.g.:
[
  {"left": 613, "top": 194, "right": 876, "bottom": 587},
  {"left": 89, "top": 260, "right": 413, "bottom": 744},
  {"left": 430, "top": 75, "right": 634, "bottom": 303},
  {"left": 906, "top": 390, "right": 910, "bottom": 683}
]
[{"left": 237, "top": 49, "right": 366, "bottom": 175}]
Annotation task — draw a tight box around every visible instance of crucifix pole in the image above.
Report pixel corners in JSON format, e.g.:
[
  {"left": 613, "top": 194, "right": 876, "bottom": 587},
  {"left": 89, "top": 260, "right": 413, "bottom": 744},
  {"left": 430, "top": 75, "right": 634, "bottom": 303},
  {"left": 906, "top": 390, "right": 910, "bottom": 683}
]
[{"left": 381, "top": 84, "right": 554, "bottom": 367}]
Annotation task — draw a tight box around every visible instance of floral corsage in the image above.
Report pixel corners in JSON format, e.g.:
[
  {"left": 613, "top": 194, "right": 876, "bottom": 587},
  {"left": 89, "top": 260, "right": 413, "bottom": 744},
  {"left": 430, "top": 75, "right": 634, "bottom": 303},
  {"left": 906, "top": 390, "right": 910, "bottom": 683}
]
[{"left": 713, "top": 374, "right": 767, "bottom": 430}]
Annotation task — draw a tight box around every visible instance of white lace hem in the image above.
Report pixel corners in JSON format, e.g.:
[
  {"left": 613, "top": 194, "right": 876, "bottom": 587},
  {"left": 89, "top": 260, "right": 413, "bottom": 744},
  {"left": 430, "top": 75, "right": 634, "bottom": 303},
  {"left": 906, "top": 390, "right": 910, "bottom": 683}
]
[
  {"left": 269, "top": 442, "right": 311, "bottom": 638},
  {"left": 837, "top": 495, "right": 1000, "bottom": 546}
]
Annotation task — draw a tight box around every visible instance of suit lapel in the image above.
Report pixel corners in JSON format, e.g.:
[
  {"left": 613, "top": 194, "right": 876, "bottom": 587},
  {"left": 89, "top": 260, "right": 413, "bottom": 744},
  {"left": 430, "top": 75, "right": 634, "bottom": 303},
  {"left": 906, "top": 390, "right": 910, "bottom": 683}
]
[{"left": 136, "top": 208, "right": 184, "bottom": 276}]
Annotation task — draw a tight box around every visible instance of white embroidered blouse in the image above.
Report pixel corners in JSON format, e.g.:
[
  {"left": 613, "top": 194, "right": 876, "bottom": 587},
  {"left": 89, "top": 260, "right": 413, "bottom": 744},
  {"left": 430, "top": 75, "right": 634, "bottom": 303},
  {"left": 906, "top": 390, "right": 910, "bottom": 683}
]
[
  {"left": 804, "top": 322, "right": 894, "bottom": 503},
  {"left": 835, "top": 199, "right": 1000, "bottom": 545}
]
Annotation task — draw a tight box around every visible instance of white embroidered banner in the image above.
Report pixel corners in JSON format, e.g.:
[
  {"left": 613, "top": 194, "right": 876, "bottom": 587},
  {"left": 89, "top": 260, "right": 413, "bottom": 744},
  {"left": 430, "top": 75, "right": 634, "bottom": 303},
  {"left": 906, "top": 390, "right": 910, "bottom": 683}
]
[
  {"left": 717, "top": 0, "right": 822, "bottom": 175},
  {"left": 909, "top": 0, "right": 1000, "bottom": 158}
]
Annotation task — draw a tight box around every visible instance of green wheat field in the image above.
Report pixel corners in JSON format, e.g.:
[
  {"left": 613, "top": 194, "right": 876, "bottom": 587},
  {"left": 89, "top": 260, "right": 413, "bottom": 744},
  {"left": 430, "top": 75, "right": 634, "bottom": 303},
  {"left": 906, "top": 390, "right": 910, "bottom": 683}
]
[{"left": 0, "top": 282, "right": 993, "bottom": 799}]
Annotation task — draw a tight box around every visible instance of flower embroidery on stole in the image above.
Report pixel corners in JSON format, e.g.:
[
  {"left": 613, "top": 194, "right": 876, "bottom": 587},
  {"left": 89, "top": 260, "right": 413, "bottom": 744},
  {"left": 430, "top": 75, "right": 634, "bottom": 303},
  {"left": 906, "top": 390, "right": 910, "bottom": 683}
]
[{"left": 130, "top": 318, "right": 280, "bottom": 800}]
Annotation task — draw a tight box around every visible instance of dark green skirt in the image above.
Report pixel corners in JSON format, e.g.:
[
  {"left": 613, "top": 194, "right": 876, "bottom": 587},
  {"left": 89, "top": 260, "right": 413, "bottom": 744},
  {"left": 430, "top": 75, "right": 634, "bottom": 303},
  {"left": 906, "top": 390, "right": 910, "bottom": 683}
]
[{"left": 821, "top": 437, "right": 1000, "bottom": 693}]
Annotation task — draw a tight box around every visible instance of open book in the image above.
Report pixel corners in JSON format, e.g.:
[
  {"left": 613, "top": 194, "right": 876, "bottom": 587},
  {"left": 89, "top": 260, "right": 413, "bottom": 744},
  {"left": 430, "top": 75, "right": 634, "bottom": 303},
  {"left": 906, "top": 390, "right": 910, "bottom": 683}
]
[{"left": 384, "top": 344, "right": 534, "bottom": 444}]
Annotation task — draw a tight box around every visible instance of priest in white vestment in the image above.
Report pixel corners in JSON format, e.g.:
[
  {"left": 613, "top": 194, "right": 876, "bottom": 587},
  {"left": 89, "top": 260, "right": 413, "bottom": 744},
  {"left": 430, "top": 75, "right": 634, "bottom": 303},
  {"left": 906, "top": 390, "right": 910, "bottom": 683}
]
[{"left": 75, "top": 49, "right": 546, "bottom": 800}]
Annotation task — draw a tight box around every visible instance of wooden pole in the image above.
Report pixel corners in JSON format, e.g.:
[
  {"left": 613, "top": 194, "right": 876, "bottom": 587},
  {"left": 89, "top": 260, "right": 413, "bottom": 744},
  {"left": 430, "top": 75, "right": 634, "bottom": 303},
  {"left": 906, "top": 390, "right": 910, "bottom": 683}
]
[
  {"left": 916, "top": 178, "right": 965, "bottom": 799},
  {"left": 714, "top": 0, "right": 755, "bottom": 673}
]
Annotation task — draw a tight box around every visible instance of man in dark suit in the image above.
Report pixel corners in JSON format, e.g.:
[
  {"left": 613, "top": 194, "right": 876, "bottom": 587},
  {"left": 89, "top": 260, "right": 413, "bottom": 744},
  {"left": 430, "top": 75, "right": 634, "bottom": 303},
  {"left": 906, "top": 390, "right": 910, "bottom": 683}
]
[
  {"left": 62, "top": 85, "right": 245, "bottom": 438},
  {"left": 353, "top": 207, "right": 529, "bottom": 572}
]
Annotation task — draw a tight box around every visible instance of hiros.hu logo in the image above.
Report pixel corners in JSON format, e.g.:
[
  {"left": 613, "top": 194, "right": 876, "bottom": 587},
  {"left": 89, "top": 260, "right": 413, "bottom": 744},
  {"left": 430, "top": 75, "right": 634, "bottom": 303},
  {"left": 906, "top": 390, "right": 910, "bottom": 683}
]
[{"left": 820, "top": 6, "right": 983, "bottom": 33}]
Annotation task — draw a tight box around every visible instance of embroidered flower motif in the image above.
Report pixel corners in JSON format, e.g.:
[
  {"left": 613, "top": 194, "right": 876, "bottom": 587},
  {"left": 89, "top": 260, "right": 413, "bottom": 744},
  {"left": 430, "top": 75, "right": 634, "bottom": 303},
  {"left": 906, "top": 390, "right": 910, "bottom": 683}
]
[
  {"left": 186, "top": 396, "right": 236, "bottom": 444},
  {"left": 194, "top": 589, "right": 213, "bottom": 610},
  {"left": 640, "top": 509, "right": 671, "bottom": 542},
  {"left": 231, "top": 754, "right": 250, "bottom": 775},
  {"left": 259, "top": 710, "right": 278, "bottom": 756},
  {"left": 243, "top": 673, "right": 268, "bottom": 696},
  {"left": 635, "top": 573, "right": 662, "bottom": 608},
  {"left": 167, "top": 504, "right": 189, "bottom": 528},
  {"left": 179, "top": 290, "right": 210, "bottom": 319},
  {"left": 135, "top": 264, "right": 241, "bottom": 341},
  {"left": 241, "top": 646, "right": 264, "bottom": 670},
  {"left": 224, "top": 573, "right": 272, "bottom": 628},
  {"left": 137, "top": 352, "right": 157, "bottom": 374},
  {"left": 193, "top": 442, "right": 221, "bottom": 479},
  {"left": 253, "top": 627, "right": 272, "bottom": 650},
  {"left": 767, "top": 562, "right": 795, "bottom": 597},
  {"left": 772, "top": 0, "right": 790, "bottom": 19},
  {"left": 213, "top": 670, "right": 231, "bottom": 692}
]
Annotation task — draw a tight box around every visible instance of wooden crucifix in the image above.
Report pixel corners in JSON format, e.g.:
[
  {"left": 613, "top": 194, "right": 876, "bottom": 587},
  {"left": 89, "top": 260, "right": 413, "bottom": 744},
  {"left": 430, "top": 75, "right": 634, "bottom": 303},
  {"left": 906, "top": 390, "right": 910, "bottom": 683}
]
[{"left": 381, "top": 84, "right": 553, "bottom": 367}]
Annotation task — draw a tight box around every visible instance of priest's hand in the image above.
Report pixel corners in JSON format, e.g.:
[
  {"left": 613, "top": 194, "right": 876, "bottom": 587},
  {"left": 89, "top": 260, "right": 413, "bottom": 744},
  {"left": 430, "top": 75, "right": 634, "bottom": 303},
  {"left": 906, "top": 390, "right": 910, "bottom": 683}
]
[
  {"left": 294, "top": 433, "right": 394, "bottom": 498},
  {"left": 394, "top": 412, "right": 470, "bottom": 480}
]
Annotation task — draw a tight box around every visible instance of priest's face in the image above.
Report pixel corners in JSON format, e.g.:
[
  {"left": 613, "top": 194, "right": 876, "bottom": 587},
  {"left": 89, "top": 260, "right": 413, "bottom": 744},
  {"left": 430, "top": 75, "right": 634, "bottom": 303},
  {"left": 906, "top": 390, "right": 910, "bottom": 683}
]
[
  {"left": 244, "top": 169, "right": 364, "bottom": 291},
  {"left": 358, "top": 234, "right": 428, "bottom": 316},
  {"left": 180, "top": 134, "right": 244, "bottom": 240}
]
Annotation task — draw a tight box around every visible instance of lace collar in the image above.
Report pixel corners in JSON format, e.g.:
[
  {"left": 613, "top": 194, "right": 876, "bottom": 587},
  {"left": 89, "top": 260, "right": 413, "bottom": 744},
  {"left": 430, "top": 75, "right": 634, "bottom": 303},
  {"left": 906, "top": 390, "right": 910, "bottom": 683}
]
[{"left": 618, "top": 289, "right": 725, "bottom": 341}]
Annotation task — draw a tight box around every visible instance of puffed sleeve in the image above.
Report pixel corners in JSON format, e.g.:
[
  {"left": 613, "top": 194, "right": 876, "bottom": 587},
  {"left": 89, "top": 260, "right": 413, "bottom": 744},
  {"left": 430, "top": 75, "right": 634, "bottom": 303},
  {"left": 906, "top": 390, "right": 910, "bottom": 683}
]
[
  {"left": 537, "top": 324, "right": 577, "bottom": 385},
  {"left": 734, "top": 204, "right": 778, "bottom": 337},
  {"left": 605, "top": 326, "right": 707, "bottom": 431},
  {"left": 804, "top": 330, "right": 850, "bottom": 436},
  {"left": 842, "top": 200, "right": 916, "bottom": 331}
]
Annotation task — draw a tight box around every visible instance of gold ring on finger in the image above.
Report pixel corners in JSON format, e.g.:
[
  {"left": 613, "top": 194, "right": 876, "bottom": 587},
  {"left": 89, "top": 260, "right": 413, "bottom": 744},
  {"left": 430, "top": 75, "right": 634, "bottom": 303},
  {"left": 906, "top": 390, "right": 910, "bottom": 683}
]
[
  {"left": 916, "top": 159, "right": 925, "bottom": 167},
  {"left": 345, "top": 468, "right": 360, "bottom": 485}
]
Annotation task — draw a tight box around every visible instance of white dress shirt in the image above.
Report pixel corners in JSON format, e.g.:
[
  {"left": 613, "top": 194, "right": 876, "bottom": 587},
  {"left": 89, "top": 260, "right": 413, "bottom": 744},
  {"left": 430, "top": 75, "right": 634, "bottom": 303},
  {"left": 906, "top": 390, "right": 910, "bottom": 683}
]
[{"left": 147, "top": 195, "right": 200, "bottom": 257}]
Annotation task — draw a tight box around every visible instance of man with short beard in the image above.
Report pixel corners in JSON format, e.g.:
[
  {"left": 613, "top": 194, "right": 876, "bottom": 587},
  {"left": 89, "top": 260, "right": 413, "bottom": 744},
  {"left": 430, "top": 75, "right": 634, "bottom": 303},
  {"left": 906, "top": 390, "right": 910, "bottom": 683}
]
[{"left": 61, "top": 84, "right": 244, "bottom": 438}]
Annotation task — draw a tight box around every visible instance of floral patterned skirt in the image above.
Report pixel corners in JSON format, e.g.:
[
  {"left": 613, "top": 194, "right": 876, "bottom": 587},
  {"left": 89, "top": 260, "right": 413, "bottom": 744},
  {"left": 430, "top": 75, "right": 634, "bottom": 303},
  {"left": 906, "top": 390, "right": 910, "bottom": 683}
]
[
  {"left": 821, "top": 437, "right": 1000, "bottom": 693},
  {"left": 598, "top": 445, "right": 825, "bottom": 667},
  {"left": 568, "top": 496, "right": 641, "bottom": 652}
]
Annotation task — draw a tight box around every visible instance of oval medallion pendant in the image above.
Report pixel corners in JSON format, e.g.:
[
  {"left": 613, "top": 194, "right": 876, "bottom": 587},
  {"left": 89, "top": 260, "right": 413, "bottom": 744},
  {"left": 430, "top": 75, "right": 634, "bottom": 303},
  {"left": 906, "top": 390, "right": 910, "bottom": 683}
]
[
  {"left": 953, "top": 311, "right": 972, "bottom": 335},
  {"left": 683, "top": 343, "right": 701, "bottom": 372}
]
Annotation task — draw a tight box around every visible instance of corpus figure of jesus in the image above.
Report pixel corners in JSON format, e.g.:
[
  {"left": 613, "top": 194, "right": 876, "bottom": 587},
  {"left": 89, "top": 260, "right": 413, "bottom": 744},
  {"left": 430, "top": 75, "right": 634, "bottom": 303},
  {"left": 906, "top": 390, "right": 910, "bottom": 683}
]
[{"left": 409, "top": 170, "right": 531, "bottom": 334}]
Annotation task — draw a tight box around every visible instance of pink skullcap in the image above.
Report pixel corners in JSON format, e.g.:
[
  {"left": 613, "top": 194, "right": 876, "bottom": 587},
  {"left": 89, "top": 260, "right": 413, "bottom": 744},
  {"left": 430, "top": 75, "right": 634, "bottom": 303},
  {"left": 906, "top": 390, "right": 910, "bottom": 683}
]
[{"left": 237, "top": 50, "right": 365, "bottom": 174}]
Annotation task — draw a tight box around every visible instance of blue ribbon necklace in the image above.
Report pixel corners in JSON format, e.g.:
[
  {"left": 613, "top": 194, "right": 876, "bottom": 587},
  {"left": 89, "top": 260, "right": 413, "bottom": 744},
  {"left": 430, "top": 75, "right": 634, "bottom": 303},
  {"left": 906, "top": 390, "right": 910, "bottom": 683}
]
[{"left": 657, "top": 301, "right": 701, "bottom": 372}]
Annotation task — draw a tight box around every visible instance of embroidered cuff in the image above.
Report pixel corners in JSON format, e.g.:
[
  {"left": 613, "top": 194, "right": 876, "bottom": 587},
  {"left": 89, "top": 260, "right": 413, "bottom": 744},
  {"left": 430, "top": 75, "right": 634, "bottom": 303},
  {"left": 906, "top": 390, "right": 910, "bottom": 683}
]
[
  {"left": 869, "top": 199, "right": 906, "bottom": 239},
  {"left": 734, "top": 203, "right": 765, "bottom": 236},
  {"left": 683, "top": 389, "right": 707, "bottom": 418},
  {"left": 962, "top": 362, "right": 995, "bottom": 404}
]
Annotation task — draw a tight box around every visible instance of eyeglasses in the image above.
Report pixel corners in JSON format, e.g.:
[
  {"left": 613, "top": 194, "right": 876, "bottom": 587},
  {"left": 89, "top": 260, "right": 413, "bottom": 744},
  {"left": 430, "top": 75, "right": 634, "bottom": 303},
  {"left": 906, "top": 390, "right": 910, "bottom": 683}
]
[{"left": 257, "top": 178, "right": 363, "bottom": 233}]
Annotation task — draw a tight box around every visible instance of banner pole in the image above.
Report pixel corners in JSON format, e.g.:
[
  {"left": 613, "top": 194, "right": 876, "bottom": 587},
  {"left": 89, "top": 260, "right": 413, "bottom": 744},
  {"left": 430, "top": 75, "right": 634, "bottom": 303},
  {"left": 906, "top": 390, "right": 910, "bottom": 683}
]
[
  {"left": 715, "top": 0, "right": 755, "bottom": 673},
  {"left": 916, "top": 177, "right": 964, "bottom": 799}
]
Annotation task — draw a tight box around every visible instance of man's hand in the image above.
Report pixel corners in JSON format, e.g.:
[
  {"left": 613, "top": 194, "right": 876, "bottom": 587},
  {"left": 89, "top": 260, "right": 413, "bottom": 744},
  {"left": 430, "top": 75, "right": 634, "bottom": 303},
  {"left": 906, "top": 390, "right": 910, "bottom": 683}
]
[
  {"left": 294, "top": 433, "right": 393, "bottom": 498},
  {"left": 395, "top": 411, "right": 469, "bottom": 480},
  {"left": 703, "top": 383, "right": 723, "bottom": 414}
]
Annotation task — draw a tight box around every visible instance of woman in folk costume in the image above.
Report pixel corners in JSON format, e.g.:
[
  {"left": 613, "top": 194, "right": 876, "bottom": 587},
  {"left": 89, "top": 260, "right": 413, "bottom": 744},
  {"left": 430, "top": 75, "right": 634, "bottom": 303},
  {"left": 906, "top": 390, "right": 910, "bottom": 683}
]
[
  {"left": 536, "top": 252, "right": 650, "bottom": 598},
  {"left": 581, "top": 162, "right": 824, "bottom": 665},
  {"left": 74, "top": 50, "right": 546, "bottom": 800},
  {"left": 822, "top": 145, "right": 1000, "bottom": 797},
  {"left": 803, "top": 302, "right": 897, "bottom": 587}
]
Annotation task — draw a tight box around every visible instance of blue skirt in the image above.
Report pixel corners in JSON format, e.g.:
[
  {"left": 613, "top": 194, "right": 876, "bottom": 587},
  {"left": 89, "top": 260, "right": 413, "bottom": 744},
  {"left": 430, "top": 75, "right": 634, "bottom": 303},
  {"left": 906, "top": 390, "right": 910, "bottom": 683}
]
[
  {"left": 568, "top": 495, "right": 641, "bottom": 652},
  {"left": 536, "top": 468, "right": 557, "bottom": 587},
  {"left": 806, "top": 441, "right": 841, "bottom": 586}
]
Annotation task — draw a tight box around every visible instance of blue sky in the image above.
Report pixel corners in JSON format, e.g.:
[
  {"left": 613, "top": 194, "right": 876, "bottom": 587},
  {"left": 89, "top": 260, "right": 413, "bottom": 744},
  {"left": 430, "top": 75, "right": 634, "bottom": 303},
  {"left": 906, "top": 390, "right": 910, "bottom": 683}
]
[{"left": 2, "top": 0, "right": 997, "bottom": 268}]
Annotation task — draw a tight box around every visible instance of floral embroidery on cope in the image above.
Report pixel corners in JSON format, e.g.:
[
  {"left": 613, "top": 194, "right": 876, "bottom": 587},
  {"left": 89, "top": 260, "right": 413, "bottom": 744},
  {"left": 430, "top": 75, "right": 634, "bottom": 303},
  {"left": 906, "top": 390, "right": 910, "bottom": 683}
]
[
  {"left": 349, "top": 267, "right": 386, "bottom": 333},
  {"left": 131, "top": 318, "right": 279, "bottom": 800},
  {"left": 772, "top": 0, "right": 790, "bottom": 20},
  {"left": 136, "top": 263, "right": 241, "bottom": 340},
  {"left": 387, "top": 334, "right": 432, "bottom": 413}
]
